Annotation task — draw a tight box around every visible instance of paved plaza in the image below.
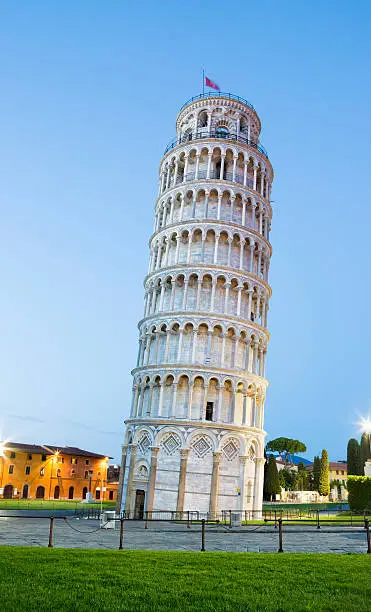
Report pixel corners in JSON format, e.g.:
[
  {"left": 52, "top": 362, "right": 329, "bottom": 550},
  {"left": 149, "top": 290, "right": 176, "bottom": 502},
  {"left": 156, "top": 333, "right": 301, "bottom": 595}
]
[{"left": 0, "top": 517, "right": 369, "bottom": 554}]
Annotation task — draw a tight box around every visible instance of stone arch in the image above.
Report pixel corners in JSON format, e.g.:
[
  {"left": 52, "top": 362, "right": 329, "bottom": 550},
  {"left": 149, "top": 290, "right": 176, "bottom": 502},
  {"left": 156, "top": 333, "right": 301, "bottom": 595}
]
[
  {"left": 220, "top": 435, "right": 241, "bottom": 462},
  {"left": 211, "top": 147, "right": 222, "bottom": 179},
  {"left": 135, "top": 427, "right": 154, "bottom": 456},
  {"left": 198, "top": 110, "right": 208, "bottom": 129},
  {"left": 134, "top": 461, "right": 149, "bottom": 482},
  {"left": 204, "top": 229, "right": 216, "bottom": 264},
  {"left": 191, "top": 374, "right": 205, "bottom": 420},
  {"left": 162, "top": 373, "right": 175, "bottom": 418},
  {"left": 158, "top": 430, "right": 182, "bottom": 456},
  {"left": 187, "top": 432, "right": 216, "bottom": 459}
]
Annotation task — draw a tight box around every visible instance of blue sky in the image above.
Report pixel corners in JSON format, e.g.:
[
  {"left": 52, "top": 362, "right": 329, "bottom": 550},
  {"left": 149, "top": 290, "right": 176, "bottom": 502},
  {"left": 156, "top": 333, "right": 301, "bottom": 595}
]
[{"left": 1, "top": 1, "right": 370, "bottom": 463}]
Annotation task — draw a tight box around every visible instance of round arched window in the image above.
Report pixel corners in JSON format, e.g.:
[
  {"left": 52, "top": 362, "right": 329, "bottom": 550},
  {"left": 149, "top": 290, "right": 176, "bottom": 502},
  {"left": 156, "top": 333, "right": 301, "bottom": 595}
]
[{"left": 216, "top": 126, "right": 229, "bottom": 138}]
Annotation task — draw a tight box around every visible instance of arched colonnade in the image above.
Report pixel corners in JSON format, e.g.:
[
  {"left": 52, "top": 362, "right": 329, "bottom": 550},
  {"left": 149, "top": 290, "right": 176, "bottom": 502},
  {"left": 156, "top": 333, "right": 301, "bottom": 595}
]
[
  {"left": 160, "top": 146, "right": 271, "bottom": 200},
  {"left": 137, "top": 320, "right": 267, "bottom": 374},
  {"left": 149, "top": 226, "right": 270, "bottom": 281},
  {"left": 144, "top": 272, "right": 269, "bottom": 327},
  {"left": 154, "top": 188, "right": 271, "bottom": 238},
  {"left": 130, "top": 372, "right": 266, "bottom": 429}
]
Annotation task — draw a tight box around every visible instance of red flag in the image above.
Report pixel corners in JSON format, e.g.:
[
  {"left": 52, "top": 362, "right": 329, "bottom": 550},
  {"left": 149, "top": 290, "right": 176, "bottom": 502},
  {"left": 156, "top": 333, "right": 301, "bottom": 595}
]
[{"left": 205, "top": 76, "right": 220, "bottom": 91}]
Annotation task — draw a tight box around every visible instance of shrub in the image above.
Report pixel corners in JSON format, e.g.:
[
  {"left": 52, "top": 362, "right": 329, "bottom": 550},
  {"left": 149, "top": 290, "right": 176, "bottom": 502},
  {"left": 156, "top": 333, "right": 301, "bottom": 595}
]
[{"left": 347, "top": 476, "right": 371, "bottom": 511}]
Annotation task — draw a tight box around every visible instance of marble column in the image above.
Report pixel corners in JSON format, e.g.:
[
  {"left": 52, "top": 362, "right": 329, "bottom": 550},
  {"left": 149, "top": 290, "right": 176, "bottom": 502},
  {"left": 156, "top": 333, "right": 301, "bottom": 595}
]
[
  {"left": 146, "top": 447, "right": 160, "bottom": 515},
  {"left": 124, "top": 444, "right": 137, "bottom": 516},
  {"left": 242, "top": 393, "right": 248, "bottom": 425},
  {"left": 115, "top": 444, "right": 128, "bottom": 514},
  {"left": 176, "top": 449, "right": 190, "bottom": 514},
  {"left": 252, "top": 457, "right": 265, "bottom": 519},
  {"left": 209, "top": 452, "right": 222, "bottom": 518},
  {"left": 239, "top": 456, "right": 249, "bottom": 511}
]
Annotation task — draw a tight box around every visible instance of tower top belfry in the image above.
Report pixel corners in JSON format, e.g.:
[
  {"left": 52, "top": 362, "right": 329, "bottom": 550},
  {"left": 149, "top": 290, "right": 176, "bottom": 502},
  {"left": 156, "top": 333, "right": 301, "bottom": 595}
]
[{"left": 117, "top": 90, "right": 273, "bottom": 520}]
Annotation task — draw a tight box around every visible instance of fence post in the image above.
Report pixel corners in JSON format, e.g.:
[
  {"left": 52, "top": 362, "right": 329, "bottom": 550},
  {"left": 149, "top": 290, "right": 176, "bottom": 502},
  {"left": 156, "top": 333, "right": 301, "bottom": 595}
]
[
  {"left": 145, "top": 511, "right": 148, "bottom": 529},
  {"left": 118, "top": 517, "right": 125, "bottom": 550},
  {"left": 365, "top": 518, "right": 371, "bottom": 554},
  {"left": 274, "top": 510, "right": 277, "bottom": 529},
  {"left": 229, "top": 510, "right": 232, "bottom": 529},
  {"left": 316, "top": 510, "right": 320, "bottom": 530},
  {"left": 187, "top": 510, "right": 190, "bottom": 529},
  {"left": 48, "top": 517, "right": 54, "bottom": 548},
  {"left": 278, "top": 518, "right": 283, "bottom": 553},
  {"left": 201, "top": 519, "right": 206, "bottom": 552}
]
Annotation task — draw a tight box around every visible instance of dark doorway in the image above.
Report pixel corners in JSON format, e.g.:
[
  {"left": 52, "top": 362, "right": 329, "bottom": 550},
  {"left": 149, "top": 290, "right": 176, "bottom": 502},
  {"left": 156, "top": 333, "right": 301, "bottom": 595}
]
[
  {"left": 3, "top": 484, "right": 13, "bottom": 499},
  {"left": 206, "top": 402, "right": 214, "bottom": 421},
  {"left": 68, "top": 486, "right": 74, "bottom": 500},
  {"left": 109, "top": 490, "right": 114, "bottom": 501},
  {"left": 215, "top": 160, "right": 221, "bottom": 179},
  {"left": 96, "top": 489, "right": 101, "bottom": 500},
  {"left": 22, "top": 484, "right": 29, "bottom": 499},
  {"left": 82, "top": 487, "right": 88, "bottom": 500},
  {"left": 36, "top": 486, "right": 45, "bottom": 499},
  {"left": 54, "top": 485, "right": 60, "bottom": 500},
  {"left": 134, "top": 490, "right": 145, "bottom": 519}
]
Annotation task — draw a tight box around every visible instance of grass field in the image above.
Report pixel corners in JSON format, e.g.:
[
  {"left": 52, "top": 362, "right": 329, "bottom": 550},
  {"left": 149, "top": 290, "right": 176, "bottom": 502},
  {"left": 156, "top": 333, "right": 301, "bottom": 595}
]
[
  {"left": 262, "top": 502, "right": 348, "bottom": 512},
  {"left": 0, "top": 548, "right": 370, "bottom": 611},
  {"left": 0, "top": 499, "right": 114, "bottom": 511}
]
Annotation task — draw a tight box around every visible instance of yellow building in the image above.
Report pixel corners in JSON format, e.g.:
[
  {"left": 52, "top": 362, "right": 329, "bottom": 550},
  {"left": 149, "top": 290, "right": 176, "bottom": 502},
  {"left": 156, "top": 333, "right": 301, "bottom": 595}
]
[
  {"left": 0, "top": 441, "right": 117, "bottom": 502},
  {"left": 329, "top": 461, "right": 347, "bottom": 485}
]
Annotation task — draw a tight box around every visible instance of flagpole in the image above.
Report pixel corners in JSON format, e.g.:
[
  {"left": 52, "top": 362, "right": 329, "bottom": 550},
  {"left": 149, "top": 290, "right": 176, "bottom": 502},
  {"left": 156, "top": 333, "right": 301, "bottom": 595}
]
[{"left": 202, "top": 69, "right": 204, "bottom": 96}]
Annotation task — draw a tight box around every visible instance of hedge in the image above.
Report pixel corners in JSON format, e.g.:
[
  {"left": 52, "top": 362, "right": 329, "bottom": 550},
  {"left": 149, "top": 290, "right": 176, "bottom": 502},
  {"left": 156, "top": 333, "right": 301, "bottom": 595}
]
[{"left": 347, "top": 476, "right": 371, "bottom": 511}]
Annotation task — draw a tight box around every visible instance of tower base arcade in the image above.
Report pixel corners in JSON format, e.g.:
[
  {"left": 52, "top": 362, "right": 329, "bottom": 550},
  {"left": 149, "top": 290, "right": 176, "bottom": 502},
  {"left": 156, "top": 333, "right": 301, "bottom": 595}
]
[{"left": 118, "top": 419, "right": 265, "bottom": 518}]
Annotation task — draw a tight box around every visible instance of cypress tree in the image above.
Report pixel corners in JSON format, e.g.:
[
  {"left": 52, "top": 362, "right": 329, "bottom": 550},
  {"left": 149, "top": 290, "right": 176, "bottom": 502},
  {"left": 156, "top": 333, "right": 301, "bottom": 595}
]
[
  {"left": 347, "top": 438, "right": 361, "bottom": 475},
  {"left": 264, "top": 455, "right": 281, "bottom": 501},
  {"left": 312, "top": 455, "right": 321, "bottom": 491},
  {"left": 360, "top": 433, "right": 371, "bottom": 473},
  {"left": 319, "top": 449, "right": 329, "bottom": 496}
]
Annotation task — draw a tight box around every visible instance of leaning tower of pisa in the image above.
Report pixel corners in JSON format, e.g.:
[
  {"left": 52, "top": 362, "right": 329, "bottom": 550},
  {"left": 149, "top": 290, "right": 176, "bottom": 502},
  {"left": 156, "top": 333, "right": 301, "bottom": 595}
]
[{"left": 117, "top": 92, "right": 273, "bottom": 519}]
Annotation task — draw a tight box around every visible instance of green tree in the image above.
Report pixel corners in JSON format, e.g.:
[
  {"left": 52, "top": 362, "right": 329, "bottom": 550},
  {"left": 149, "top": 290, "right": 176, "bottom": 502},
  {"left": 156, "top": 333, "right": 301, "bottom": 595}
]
[
  {"left": 360, "top": 433, "right": 371, "bottom": 472},
  {"left": 264, "top": 455, "right": 281, "bottom": 501},
  {"left": 319, "top": 449, "right": 329, "bottom": 496},
  {"left": 294, "top": 462, "right": 309, "bottom": 491},
  {"left": 265, "top": 437, "right": 307, "bottom": 465},
  {"left": 312, "top": 456, "right": 321, "bottom": 491},
  {"left": 278, "top": 468, "right": 296, "bottom": 491},
  {"left": 278, "top": 469, "right": 286, "bottom": 489},
  {"left": 347, "top": 438, "right": 361, "bottom": 475}
]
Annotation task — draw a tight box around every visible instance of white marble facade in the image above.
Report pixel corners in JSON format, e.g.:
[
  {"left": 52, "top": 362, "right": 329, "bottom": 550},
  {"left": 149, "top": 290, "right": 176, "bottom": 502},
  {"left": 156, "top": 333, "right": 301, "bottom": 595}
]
[{"left": 117, "top": 92, "right": 273, "bottom": 518}]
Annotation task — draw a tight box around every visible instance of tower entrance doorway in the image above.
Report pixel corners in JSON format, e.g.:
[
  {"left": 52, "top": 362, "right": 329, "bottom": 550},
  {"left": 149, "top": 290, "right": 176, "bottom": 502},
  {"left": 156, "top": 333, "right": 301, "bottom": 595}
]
[{"left": 134, "top": 489, "right": 145, "bottom": 519}]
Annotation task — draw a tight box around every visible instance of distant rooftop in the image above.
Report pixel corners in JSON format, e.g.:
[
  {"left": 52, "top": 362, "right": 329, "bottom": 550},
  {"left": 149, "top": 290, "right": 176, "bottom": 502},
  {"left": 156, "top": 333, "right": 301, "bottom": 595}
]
[
  {"left": 267, "top": 453, "right": 312, "bottom": 466},
  {"left": 0, "top": 441, "right": 111, "bottom": 459}
]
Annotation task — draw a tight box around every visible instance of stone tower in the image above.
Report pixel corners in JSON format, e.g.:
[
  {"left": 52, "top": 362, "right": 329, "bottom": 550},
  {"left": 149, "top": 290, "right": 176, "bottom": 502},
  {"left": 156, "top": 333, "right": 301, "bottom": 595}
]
[{"left": 117, "top": 92, "right": 273, "bottom": 518}]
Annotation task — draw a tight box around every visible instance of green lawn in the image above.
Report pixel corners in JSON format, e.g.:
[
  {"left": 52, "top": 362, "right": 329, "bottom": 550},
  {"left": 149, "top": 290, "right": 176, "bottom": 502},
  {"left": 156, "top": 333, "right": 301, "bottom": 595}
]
[
  {"left": 0, "top": 548, "right": 370, "bottom": 611},
  {"left": 0, "top": 499, "right": 114, "bottom": 511},
  {"left": 262, "top": 502, "right": 348, "bottom": 512}
]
